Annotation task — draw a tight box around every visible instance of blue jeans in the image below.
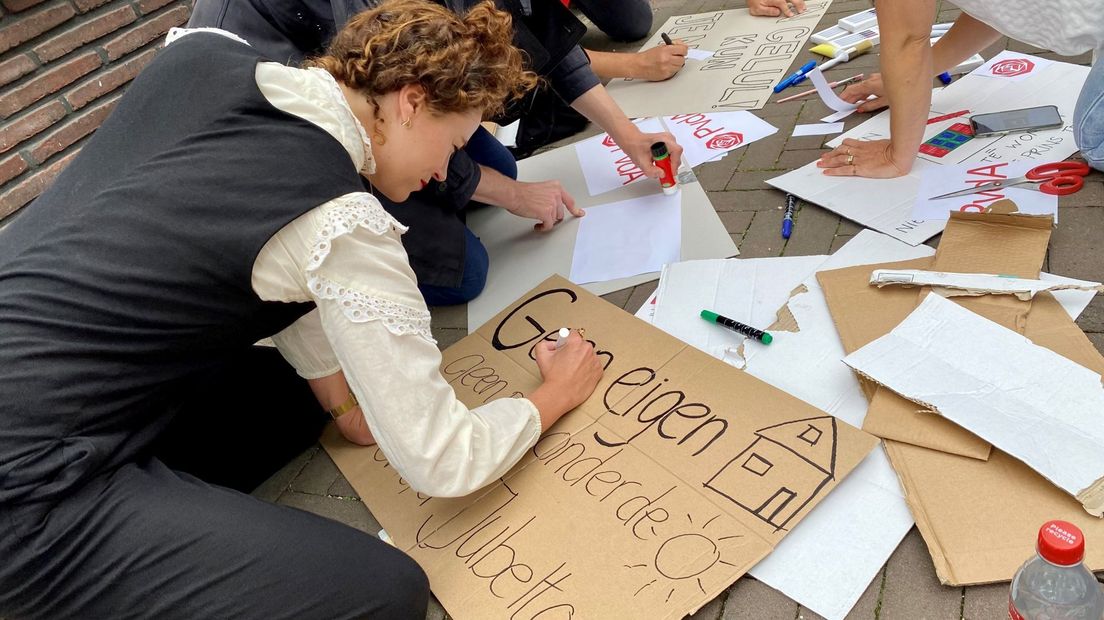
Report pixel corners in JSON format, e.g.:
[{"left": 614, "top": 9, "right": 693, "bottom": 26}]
[
  {"left": 419, "top": 227, "right": 490, "bottom": 306},
  {"left": 466, "top": 125, "right": 517, "bottom": 179},
  {"left": 417, "top": 127, "right": 513, "bottom": 306},
  {"left": 1075, "top": 55, "right": 1104, "bottom": 171}
]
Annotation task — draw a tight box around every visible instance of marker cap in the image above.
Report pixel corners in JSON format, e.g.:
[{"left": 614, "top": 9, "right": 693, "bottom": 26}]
[
  {"left": 700, "top": 310, "right": 719, "bottom": 322},
  {"left": 651, "top": 142, "right": 669, "bottom": 159}
]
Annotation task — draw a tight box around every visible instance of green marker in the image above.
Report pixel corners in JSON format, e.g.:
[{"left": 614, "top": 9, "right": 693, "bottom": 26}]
[{"left": 700, "top": 310, "right": 772, "bottom": 344}]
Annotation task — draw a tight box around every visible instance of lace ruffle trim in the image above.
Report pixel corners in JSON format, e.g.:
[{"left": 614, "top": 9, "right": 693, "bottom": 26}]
[
  {"left": 306, "top": 194, "right": 408, "bottom": 273},
  {"left": 308, "top": 273, "right": 434, "bottom": 343}
]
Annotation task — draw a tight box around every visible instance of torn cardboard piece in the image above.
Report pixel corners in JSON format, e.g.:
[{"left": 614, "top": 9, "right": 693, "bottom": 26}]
[
  {"left": 324, "top": 276, "right": 877, "bottom": 619},
  {"left": 605, "top": 3, "right": 834, "bottom": 117},
  {"left": 845, "top": 293, "right": 1104, "bottom": 517},
  {"left": 843, "top": 212, "right": 1055, "bottom": 460},
  {"left": 817, "top": 215, "right": 1104, "bottom": 584},
  {"left": 818, "top": 258, "right": 994, "bottom": 460},
  {"left": 870, "top": 269, "right": 1104, "bottom": 301},
  {"left": 467, "top": 140, "right": 737, "bottom": 332}
]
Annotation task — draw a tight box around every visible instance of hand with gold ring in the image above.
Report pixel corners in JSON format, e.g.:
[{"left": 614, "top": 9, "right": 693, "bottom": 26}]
[{"left": 817, "top": 138, "right": 910, "bottom": 178}]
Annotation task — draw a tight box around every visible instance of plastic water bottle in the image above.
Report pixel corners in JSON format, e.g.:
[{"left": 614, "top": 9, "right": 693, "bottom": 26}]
[{"left": 1009, "top": 520, "right": 1104, "bottom": 619}]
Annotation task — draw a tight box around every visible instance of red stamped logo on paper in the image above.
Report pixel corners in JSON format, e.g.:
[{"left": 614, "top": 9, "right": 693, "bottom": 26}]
[
  {"left": 601, "top": 134, "right": 617, "bottom": 148},
  {"left": 990, "top": 58, "right": 1034, "bottom": 77},
  {"left": 706, "top": 132, "right": 744, "bottom": 150}
]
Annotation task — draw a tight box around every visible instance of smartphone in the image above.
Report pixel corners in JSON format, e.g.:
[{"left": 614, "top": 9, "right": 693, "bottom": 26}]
[{"left": 969, "top": 105, "right": 1063, "bottom": 137}]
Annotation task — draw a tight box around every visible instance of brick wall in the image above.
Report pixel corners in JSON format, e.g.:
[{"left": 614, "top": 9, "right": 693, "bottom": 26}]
[{"left": 0, "top": 0, "right": 191, "bottom": 220}]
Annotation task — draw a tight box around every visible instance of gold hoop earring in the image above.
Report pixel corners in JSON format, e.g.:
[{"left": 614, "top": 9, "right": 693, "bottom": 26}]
[{"left": 401, "top": 118, "right": 412, "bottom": 129}]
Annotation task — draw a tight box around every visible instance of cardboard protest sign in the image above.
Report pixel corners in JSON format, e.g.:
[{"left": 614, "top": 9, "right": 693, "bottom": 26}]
[
  {"left": 575, "top": 118, "right": 667, "bottom": 196},
  {"left": 844, "top": 293, "right": 1104, "bottom": 517},
  {"left": 661, "top": 112, "right": 777, "bottom": 167},
  {"left": 323, "top": 276, "right": 878, "bottom": 619},
  {"left": 466, "top": 142, "right": 737, "bottom": 332},
  {"left": 605, "top": 3, "right": 834, "bottom": 118},
  {"left": 768, "top": 58, "right": 1089, "bottom": 244}
]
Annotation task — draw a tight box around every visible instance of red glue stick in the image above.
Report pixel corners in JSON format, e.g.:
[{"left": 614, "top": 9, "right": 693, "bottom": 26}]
[{"left": 651, "top": 141, "right": 678, "bottom": 195}]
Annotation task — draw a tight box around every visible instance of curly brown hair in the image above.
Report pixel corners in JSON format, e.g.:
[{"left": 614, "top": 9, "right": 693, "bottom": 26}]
[{"left": 306, "top": 0, "right": 537, "bottom": 118}]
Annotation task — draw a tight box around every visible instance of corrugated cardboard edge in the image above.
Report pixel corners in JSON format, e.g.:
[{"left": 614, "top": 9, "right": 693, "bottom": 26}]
[{"left": 1077, "top": 477, "right": 1104, "bottom": 518}]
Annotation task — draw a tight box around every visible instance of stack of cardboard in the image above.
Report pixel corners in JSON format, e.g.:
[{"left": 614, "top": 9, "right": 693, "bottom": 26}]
[{"left": 818, "top": 212, "right": 1104, "bottom": 585}]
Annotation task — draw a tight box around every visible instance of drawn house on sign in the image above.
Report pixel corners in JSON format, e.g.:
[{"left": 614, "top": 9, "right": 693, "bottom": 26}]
[{"left": 705, "top": 416, "right": 837, "bottom": 532}]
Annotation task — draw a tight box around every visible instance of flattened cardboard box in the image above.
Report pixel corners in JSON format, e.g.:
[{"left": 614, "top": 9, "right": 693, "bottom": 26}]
[
  {"left": 843, "top": 293, "right": 1104, "bottom": 517},
  {"left": 324, "top": 276, "right": 876, "bottom": 619},
  {"left": 816, "top": 213, "right": 1104, "bottom": 585}
]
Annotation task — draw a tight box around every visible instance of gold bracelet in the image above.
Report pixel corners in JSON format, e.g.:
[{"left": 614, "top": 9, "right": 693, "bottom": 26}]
[{"left": 328, "top": 391, "right": 359, "bottom": 420}]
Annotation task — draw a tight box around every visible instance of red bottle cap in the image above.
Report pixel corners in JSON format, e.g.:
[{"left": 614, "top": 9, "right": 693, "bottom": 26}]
[{"left": 1037, "top": 520, "right": 1085, "bottom": 566}]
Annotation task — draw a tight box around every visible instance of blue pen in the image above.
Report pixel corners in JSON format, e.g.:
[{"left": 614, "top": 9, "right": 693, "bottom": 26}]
[
  {"left": 774, "top": 60, "right": 817, "bottom": 93},
  {"left": 782, "top": 194, "right": 797, "bottom": 239}
]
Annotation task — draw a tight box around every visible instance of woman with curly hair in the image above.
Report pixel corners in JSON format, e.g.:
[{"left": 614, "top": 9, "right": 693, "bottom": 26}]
[{"left": 0, "top": 2, "right": 604, "bottom": 618}]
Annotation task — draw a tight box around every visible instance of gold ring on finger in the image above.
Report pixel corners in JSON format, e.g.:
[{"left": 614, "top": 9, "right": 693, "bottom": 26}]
[{"left": 846, "top": 153, "right": 855, "bottom": 166}]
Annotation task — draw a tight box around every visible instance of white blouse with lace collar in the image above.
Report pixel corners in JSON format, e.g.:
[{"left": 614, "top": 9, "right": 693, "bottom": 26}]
[{"left": 242, "top": 59, "right": 540, "bottom": 499}]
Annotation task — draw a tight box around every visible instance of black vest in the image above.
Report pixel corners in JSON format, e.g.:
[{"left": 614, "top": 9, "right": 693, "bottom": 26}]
[{"left": 0, "top": 33, "right": 364, "bottom": 506}]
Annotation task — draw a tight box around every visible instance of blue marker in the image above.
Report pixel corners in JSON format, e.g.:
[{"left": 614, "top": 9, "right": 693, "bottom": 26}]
[
  {"left": 782, "top": 194, "right": 797, "bottom": 239},
  {"left": 774, "top": 60, "right": 817, "bottom": 93},
  {"left": 937, "top": 72, "right": 952, "bottom": 85}
]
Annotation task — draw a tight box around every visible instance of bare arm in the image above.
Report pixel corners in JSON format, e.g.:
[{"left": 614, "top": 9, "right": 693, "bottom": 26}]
[
  {"left": 570, "top": 84, "right": 684, "bottom": 178},
  {"left": 587, "top": 44, "right": 688, "bottom": 81},
  {"left": 308, "top": 370, "right": 375, "bottom": 446},
  {"left": 818, "top": 0, "right": 936, "bottom": 177},
  {"left": 470, "top": 165, "right": 583, "bottom": 230},
  {"left": 930, "top": 13, "right": 1003, "bottom": 74}
]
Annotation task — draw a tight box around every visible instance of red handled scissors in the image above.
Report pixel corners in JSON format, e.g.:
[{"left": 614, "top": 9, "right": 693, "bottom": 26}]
[{"left": 931, "top": 161, "right": 1091, "bottom": 200}]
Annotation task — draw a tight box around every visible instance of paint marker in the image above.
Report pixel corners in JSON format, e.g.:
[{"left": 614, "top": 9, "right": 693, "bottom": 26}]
[
  {"left": 926, "top": 109, "right": 970, "bottom": 125},
  {"left": 774, "top": 60, "right": 817, "bottom": 92},
  {"left": 660, "top": 32, "right": 674, "bottom": 46},
  {"left": 937, "top": 72, "right": 952, "bottom": 85},
  {"left": 700, "top": 310, "right": 772, "bottom": 344},
  {"left": 651, "top": 142, "right": 678, "bottom": 195},
  {"left": 782, "top": 194, "right": 797, "bottom": 239},
  {"left": 554, "top": 327, "right": 571, "bottom": 349}
]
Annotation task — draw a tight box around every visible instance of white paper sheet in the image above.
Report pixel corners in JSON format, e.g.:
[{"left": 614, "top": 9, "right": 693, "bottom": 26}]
[
  {"left": 605, "top": 4, "right": 834, "bottom": 117},
  {"left": 793, "top": 122, "right": 844, "bottom": 136},
  {"left": 686, "top": 48, "right": 714, "bottom": 61},
  {"left": 911, "top": 160, "right": 1058, "bottom": 221},
  {"left": 974, "top": 50, "right": 1054, "bottom": 82},
  {"left": 662, "top": 111, "right": 777, "bottom": 167},
  {"left": 821, "top": 109, "right": 855, "bottom": 123},
  {"left": 870, "top": 269, "right": 1102, "bottom": 300},
  {"left": 843, "top": 293, "right": 1104, "bottom": 516},
  {"left": 466, "top": 144, "right": 737, "bottom": 331},
  {"left": 575, "top": 117, "right": 666, "bottom": 196},
  {"left": 569, "top": 192, "right": 682, "bottom": 284},
  {"left": 809, "top": 67, "right": 860, "bottom": 113},
  {"left": 767, "top": 57, "right": 1089, "bottom": 244}
]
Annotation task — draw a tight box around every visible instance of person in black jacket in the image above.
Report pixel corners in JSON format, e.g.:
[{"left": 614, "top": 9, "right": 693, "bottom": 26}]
[{"left": 188, "top": 0, "right": 684, "bottom": 306}]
